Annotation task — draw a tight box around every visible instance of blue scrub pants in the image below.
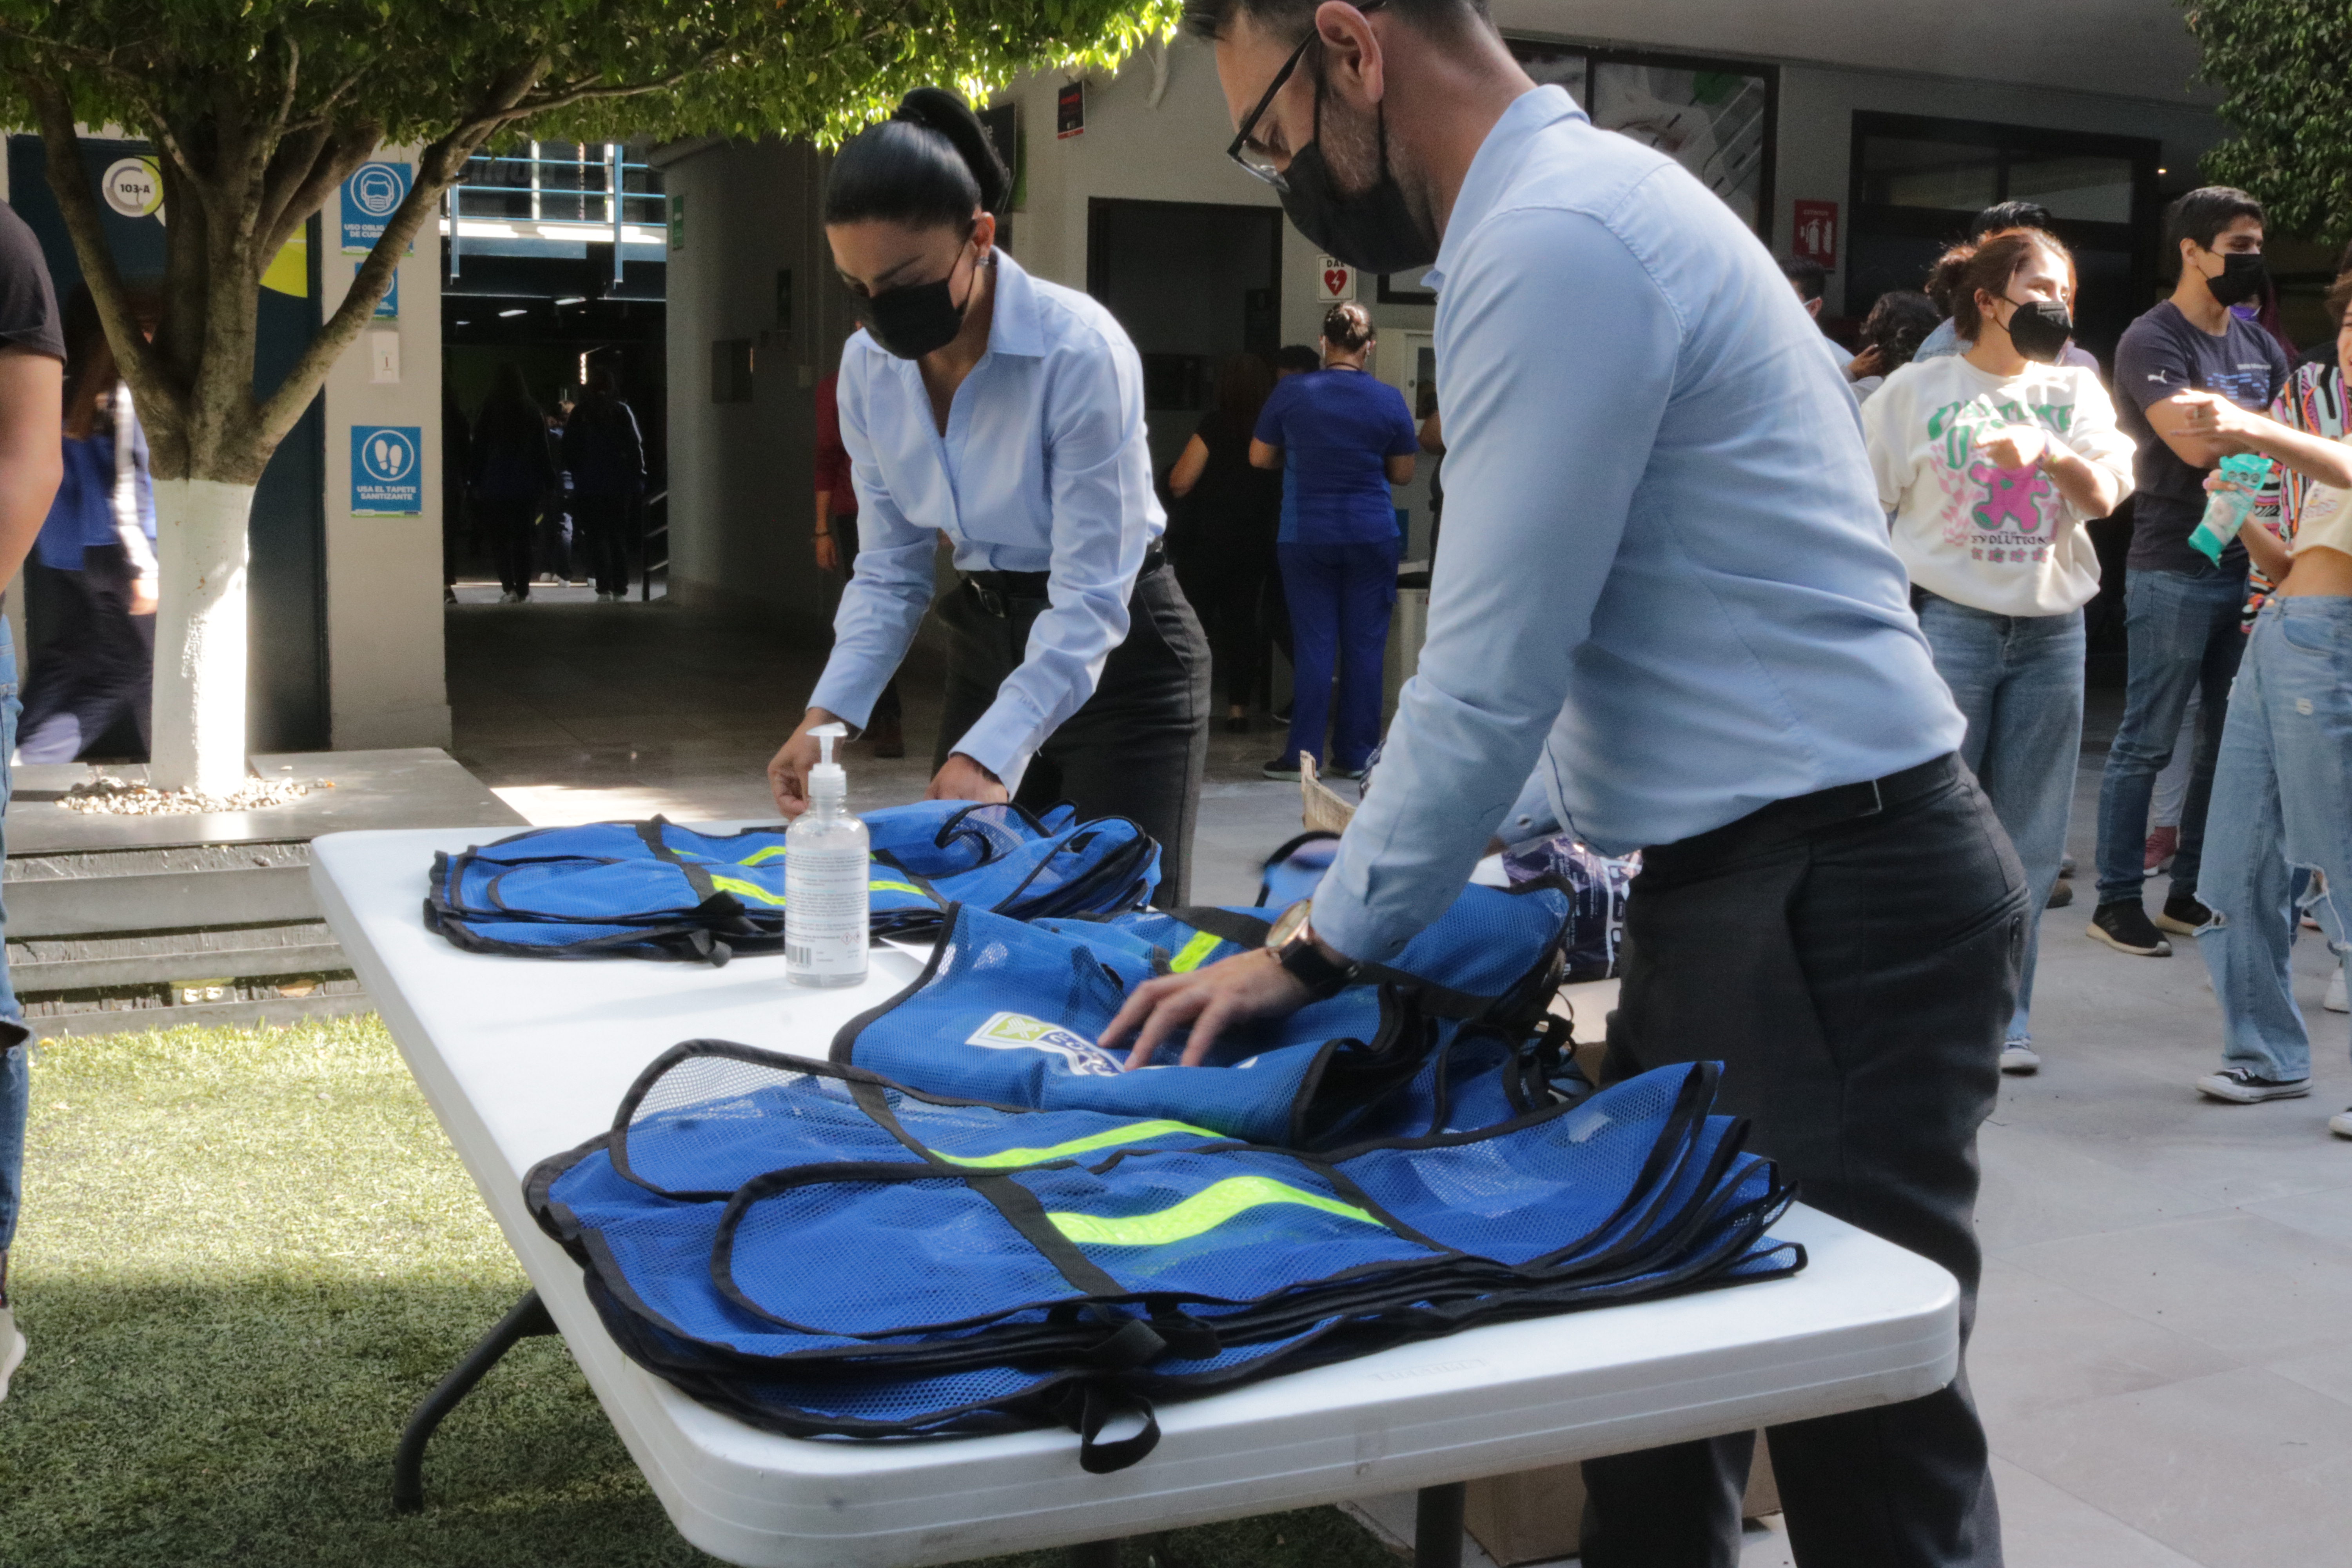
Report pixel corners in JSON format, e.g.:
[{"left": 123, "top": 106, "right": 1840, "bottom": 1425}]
[
  {"left": 0, "top": 618, "right": 30, "bottom": 1261},
  {"left": 1279, "top": 539, "right": 1397, "bottom": 773}
]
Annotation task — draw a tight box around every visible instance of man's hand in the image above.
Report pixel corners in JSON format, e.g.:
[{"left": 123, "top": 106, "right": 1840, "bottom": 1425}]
[
  {"left": 766, "top": 707, "right": 847, "bottom": 817},
  {"left": 814, "top": 531, "right": 840, "bottom": 573},
  {"left": 2168, "top": 389, "right": 2264, "bottom": 453},
  {"left": 1102, "top": 949, "right": 1316, "bottom": 1069},
  {"left": 925, "top": 752, "right": 1009, "bottom": 806},
  {"left": 1978, "top": 425, "right": 2049, "bottom": 471}
]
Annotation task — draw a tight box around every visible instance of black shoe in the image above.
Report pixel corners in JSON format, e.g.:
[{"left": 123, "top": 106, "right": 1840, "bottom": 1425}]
[
  {"left": 2156, "top": 894, "right": 2214, "bottom": 936},
  {"left": 1322, "top": 762, "right": 1365, "bottom": 781},
  {"left": 2194, "top": 1066, "right": 2312, "bottom": 1103},
  {"left": 1262, "top": 755, "right": 1303, "bottom": 781},
  {"left": 2046, "top": 878, "right": 2074, "bottom": 910},
  {"left": 2087, "top": 900, "right": 2171, "bottom": 956}
]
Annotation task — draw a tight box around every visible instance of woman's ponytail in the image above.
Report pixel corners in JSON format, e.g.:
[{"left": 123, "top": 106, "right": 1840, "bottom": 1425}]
[{"left": 824, "top": 87, "right": 1009, "bottom": 231}]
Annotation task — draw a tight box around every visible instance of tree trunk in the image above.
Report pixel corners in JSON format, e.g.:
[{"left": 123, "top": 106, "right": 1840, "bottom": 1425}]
[{"left": 148, "top": 478, "right": 254, "bottom": 795}]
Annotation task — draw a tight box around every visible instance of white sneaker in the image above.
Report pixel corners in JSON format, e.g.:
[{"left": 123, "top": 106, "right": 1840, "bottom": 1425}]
[
  {"left": 2000, "top": 1042, "right": 2041, "bottom": 1074},
  {"left": 2327, "top": 970, "right": 2347, "bottom": 1014},
  {"left": 0, "top": 1305, "right": 23, "bottom": 1401},
  {"left": 497, "top": 590, "right": 519, "bottom": 604},
  {"left": 2331, "top": 1106, "right": 2352, "bottom": 1139}
]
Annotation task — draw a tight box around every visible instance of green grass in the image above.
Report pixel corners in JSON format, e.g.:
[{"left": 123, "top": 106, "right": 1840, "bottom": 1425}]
[{"left": 0, "top": 1016, "right": 1401, "bottom": 1568}]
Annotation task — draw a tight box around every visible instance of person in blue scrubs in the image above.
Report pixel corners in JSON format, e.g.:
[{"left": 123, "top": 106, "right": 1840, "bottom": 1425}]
[
  {"left": 1253, "top": 301, "right": 1416, "bottom": 780},
  {"left": 767, "top": 89, "right": 1211, "bottom": 900},
  {"left": 1102, "top": 5, "right": 2028, "bottom": 1565}
]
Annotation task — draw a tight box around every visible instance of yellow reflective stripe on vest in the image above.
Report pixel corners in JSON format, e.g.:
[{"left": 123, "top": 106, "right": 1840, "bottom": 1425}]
[
  {"left": 703, "top": 874, "right": 928, "bottom": 907},
  {"left": 1047, "top": 1175, "right": 1379, "bottom": 1247},
  {"left": 931, "top": 1118, "right": 1221, "bottom": 1170},
  {"left": 1168, "top": 929, "right": 1223, "bottom": 973},
  {"left": 735, "top": 846, "right": 788, "bottom": 866}
]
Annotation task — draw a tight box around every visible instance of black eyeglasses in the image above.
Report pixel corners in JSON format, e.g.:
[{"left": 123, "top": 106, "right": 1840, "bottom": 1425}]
[{"left": 1225, "top": 0, "right": 1385, "bottom": 192}]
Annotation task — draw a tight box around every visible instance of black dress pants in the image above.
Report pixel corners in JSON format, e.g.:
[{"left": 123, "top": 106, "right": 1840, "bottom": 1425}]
[
  {"left": 1582, "top": 753, "right": 2024, "bottom": 1568},
  {"left": 1173, "top": 535, "right": 1270, "bottom": 711},
  {"left": 934, "top": 563, "right": 1210, "bottom": 905}
]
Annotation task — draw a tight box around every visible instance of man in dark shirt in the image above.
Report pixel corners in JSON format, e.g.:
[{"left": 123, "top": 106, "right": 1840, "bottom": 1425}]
[
  {"left": 0, "top": 197, "right": 66, "bottom": 1401},
  {"left": 2090, "top": 187, "right": 2292, "bottom": 957}
]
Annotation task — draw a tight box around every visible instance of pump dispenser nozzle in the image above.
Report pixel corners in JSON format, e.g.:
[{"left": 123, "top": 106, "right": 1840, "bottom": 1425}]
[{"left": 808, "top": 722, "right": 849, "bottom": 808}]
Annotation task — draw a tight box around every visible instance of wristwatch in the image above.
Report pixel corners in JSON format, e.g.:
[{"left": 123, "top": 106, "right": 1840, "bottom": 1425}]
[{"left": 1265, "top": 900, "right": 1360, "bottom": 1000}]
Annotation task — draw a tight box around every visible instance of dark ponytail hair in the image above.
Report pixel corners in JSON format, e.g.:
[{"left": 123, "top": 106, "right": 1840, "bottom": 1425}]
[{"left": 825, "top": 88, "right": 1011, "bottom": 232}]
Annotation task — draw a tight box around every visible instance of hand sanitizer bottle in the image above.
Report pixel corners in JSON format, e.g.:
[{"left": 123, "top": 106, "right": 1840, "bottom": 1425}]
[{"left": 786, "top": 723, "right": 869, "bottom": 988}]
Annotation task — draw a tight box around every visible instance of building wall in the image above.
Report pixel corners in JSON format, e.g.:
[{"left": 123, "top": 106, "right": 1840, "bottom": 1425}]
[
  {"left": 321, "top": 147, "right": 452, "bottom": 750},
  {"left": 660, "top": 137, "right": 848, "bottom": 639},
  {"left": 1771, "top": 64, "right": 2227, "bottom": 316}
]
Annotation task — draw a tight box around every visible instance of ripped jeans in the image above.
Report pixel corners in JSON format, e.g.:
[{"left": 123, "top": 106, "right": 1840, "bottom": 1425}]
[{"left": 2196, "top": 597, "right": 2352, "bottom": 1082}]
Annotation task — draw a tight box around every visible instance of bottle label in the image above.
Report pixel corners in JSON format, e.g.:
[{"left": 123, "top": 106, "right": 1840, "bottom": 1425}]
[{"left": 786, "top": 846, "right": 869, "bottom": 975}]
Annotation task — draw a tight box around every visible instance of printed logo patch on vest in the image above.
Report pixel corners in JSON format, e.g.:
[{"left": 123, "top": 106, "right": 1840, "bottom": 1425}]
[{"left": 965, "top": 1012, "right": 1122, "bottom": 1076}]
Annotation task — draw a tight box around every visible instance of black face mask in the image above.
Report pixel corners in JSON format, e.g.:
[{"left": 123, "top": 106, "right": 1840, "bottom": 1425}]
[
  {"left": 1276, "top": 76, "right": 1437, "bottom": 276},
  {"left": 852, "top": 249, "right": 976, "bottom": 359},
  {"left": 2206, "top": 250, "right": 2269, "bottom": 308},
  {"left": 2002, "top": 298, "right": 2073, "bottom": 364}
]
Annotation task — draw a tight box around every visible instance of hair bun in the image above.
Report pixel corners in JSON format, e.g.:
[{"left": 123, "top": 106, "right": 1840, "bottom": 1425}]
[{"left": 893, "top": 87, "right": 1012, "bottom": 216}]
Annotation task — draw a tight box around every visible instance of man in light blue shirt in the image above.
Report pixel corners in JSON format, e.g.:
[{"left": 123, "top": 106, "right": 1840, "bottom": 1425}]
[{"left": 1103, "top": 4, "right": 2024, "bottom": 1564}]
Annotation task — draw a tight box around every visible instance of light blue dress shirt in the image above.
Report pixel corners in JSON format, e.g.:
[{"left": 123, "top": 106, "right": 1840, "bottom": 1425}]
[
  {"left": 1311, "top": 87, "right": 1966, "bottom": 964},
  {"left": 807, "top": 251, "right": 1163, "bottom": 786}
]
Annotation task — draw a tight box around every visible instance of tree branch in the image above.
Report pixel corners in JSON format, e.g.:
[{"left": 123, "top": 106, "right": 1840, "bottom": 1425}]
[
  {"left": 20, "top": 78, "right": 176, "bottom": 425},
  {"left": 509, "top": 56, "right": 720, "bottom": 120},
  {"left": 258, "top": 122, "right": 379, "bottom": 263},
  {"left": 267, "top": 35, "right": 301, "bottom": 146}
]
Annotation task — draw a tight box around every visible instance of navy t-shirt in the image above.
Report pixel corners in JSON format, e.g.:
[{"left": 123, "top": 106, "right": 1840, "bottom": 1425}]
[
  {"left": 2114, "top": 301, "right": 2291, "bottom": 573},
  {"left": 1253, "top": 367, "right": 1417, "bottom": 546}
]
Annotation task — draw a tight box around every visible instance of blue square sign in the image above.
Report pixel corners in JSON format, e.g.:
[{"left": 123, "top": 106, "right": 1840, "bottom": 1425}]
[
  {"left": 341, "top": 161, "right": 412, "bottom": 254},
  {"left": 355, "top": 261, "right": 398, "bottom": 319},
  {"left": 350, "top": 425, "right": 422, "bottom": 515}
]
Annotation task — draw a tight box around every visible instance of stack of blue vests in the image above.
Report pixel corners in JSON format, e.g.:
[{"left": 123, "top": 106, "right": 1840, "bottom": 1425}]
[
  {"left": 423, "top": 802, "right": 1161, "bottom": 963},
  {"left": 528, "top": 1042, "right": 1803, "bottom": 1472}
]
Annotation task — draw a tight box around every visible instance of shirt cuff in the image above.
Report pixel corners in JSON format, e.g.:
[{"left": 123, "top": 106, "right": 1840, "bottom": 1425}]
[
  {"left": 1302, "top": 866, "right": 1414, "bottom": 965},
  {"left": 947, "top": 700, "right": 1041, "bottom": 795},
  {"left": 807, "top": 667, "right": 881, "bottom": 733}
]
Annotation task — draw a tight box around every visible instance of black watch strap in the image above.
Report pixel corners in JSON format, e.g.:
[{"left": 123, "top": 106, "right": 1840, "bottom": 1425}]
[{"left": 1275, "top": 929, "right": 1358, "bottom": 1000}]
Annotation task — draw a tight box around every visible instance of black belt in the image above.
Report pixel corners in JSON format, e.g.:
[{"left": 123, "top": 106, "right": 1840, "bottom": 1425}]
[
  {"left": 962, "top": 547, "right": 1165, "bottom": 618},
  {"left": 1642, "top": 753, "right": 1964, "bottom": 877}
]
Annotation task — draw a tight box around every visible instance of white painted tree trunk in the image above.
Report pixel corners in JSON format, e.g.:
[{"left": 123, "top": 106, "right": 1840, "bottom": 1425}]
[{"left": 148, "top": 477, "right": 253, "bottom": 795}]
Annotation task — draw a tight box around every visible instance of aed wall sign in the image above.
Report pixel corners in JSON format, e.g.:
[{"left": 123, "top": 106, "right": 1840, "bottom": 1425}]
[
  {"left": 1317, "top": 256, "right": 1356, "bottom": 303},
  {"left": 341, "top": 162, "right": 412, "bottom": 254},
  {"left": 350, "top": 425, "right": 422, "bottom": 515}
]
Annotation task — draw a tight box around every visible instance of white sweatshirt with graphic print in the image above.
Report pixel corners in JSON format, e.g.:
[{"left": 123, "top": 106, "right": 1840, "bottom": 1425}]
[{"left": 1863, "top": 354, "right": 2136, "bottom": 617}]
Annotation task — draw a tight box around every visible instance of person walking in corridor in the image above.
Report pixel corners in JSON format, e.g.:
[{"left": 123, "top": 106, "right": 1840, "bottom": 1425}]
[
  {"left": 767, "top": 88, "right": 1210, "bottom": 901},
  {"left": 562, "top": 365, "right": 645, "bottom": 602},
  {"left": 1253, "top": 301, "right": 1415, "bottom": 780},
  {"left": 469, "top": 364, "right": 555, "bottom": 604}
]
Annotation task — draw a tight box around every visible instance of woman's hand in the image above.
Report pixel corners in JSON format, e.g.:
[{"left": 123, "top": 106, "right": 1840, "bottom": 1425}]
[
  {"left": 1100, "top": 948, "right": 1316, "bottom": 1069},
  {"left": 2170, "top": 389, "right": 2265, "bottom": 453},
  {"left": 767, "top": 708, "right": 846, "bottom": 817},
  {"left": 926, "top": 752, "right": 1009, "bottom": 805},
  {"left": 1978, "top": 425, "right": 2049, "bottom": 471},
  {"left": 813, "top": 531, "right": 840, "bottom": 573},
  {"left": 1845, "top": 344, "right": 1886, "bottom": 383}
]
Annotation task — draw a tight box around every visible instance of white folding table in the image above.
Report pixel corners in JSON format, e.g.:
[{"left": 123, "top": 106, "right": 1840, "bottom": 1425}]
[{"left": 312, "top": 826, "right": 1961, "bottom": 1568}]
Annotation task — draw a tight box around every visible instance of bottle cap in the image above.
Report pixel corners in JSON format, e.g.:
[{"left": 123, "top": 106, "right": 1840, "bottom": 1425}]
[{"left": 809, "top": 722, "right": 848, "bottom": 804}]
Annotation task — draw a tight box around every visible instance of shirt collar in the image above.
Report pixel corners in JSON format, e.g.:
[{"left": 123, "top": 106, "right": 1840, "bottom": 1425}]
[
  {"left": 987, "top": 249, "right": 1046, "bottom": 358},
  {"left": 1421, "top": 85, "right": 1586, "bottom": 298}
]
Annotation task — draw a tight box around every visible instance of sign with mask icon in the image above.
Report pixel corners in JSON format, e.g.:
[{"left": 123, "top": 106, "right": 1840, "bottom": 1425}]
[{"left": 1317, "top": 256, "right": 1356, "bottom": 303}]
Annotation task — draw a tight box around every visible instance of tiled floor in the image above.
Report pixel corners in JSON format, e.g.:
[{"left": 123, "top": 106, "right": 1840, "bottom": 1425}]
[{"left": 444, "top": 600, "right": 2352, "bottom": 1566}]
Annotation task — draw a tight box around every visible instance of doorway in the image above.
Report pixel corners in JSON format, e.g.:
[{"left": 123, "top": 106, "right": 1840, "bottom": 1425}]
[{"left": 1085, "top": 199, "right": 1283, "bottom": 483}]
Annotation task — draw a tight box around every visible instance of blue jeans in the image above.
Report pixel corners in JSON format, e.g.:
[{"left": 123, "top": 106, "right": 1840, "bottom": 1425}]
[
  {"left": 2194, "top": 597, "right": 2352, "bottom": 1082},
  {"left": 0, "top": 617, "right": 27, "bottom": 1257},
  {"left": 2094, "top": 563, "right": 2247, "bottom": 904},
  {"left": 1918, "top": 593, "right": 2083, "bottom": 1045},
  {"left": 1279, "top": 539, "right": 1397, "bottom": 773}
]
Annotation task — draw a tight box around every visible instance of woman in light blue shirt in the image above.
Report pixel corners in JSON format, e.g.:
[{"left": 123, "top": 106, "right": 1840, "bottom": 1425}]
[{"left": 766, "top": 91, "right": 1210, "bottom": 900}]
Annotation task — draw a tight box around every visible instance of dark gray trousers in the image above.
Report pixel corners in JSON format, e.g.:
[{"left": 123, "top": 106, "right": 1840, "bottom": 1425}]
[
  {"left": 1583, "top": 753, "right": 2024, "bottom": 1568},
  {"left": 934, "top": 564, "right": 1210, "bottom": 905}
]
